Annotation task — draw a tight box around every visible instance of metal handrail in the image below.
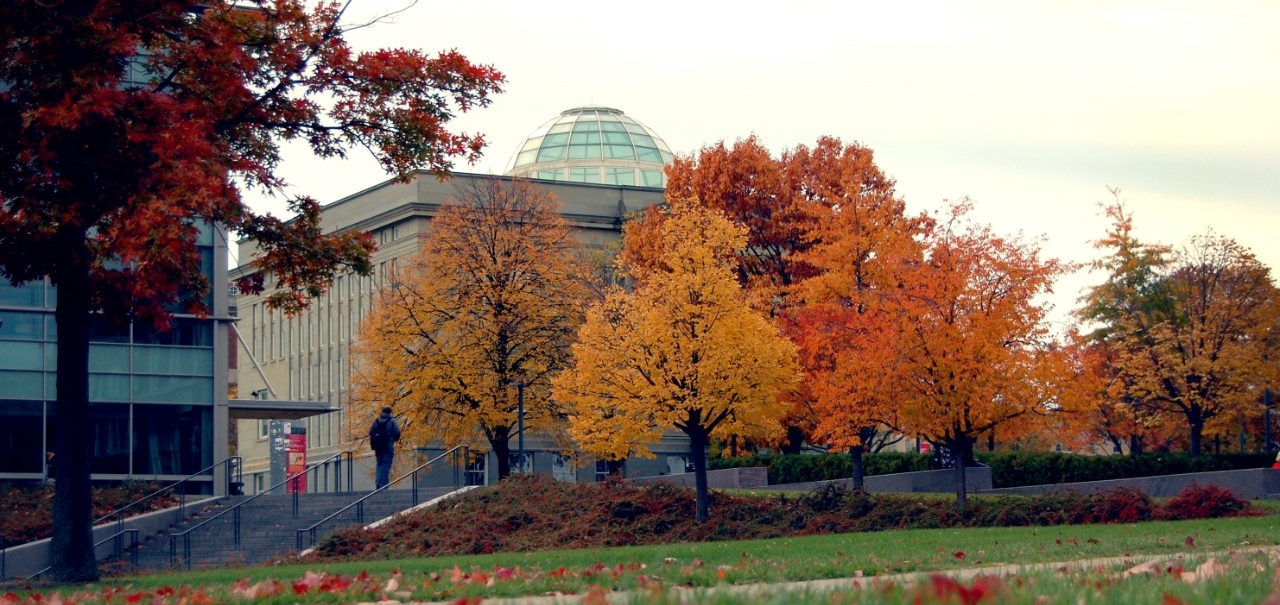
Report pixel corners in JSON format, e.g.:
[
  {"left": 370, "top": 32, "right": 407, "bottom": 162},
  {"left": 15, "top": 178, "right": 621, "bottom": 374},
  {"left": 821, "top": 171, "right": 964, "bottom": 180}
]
[
  {"left": 169, "top": 451, "right": 352, "bottom": 569},
  {"left": 96, "top": 456, "right": 243, "bottom": 528},
  {"left": 26, "top": 528, "right": 139, "bottom": 581},
  {"left": 296, "top": 446, "right": 468, "bottom": 550}
]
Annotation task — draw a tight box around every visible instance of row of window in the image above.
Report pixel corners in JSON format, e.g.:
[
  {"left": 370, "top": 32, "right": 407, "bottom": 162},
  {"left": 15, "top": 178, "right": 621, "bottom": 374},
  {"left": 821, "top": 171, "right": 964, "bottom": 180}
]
[
  {"left": 0, "top": 370, "right": 213, "bottom": 403},
  {"left": 0, "top": 311, "right": 214, "bottom": 346},
  {"left": 0, "top": 241, "right": 217, "bottom": 311},
  {"left": 524, "top": 167, "right": 666, "bottom": 187},
  {"left": 0, "top": 400, "right": 211, "bottom": 475},
  {"left": 0, "top": 341, "right": 212, "bottom": 374}
]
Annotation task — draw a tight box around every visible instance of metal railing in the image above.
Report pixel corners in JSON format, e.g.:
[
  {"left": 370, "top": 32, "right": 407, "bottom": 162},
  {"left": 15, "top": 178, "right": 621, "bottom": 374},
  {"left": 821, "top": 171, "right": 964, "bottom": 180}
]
[
  {"left": 26, "top": 528, "right": 140, "bottom": 581},
  {"left": 12, "top": 457, "right": 241, "bottom": 579},
  {"left": 296, "top": 446, "right": 468, "bottom": 550},
  {"left": 96, "top": 456, "right": 243, "bottom": 536},
  {"left": 168, "top": 451, "right": 352, "bottom": 569}
]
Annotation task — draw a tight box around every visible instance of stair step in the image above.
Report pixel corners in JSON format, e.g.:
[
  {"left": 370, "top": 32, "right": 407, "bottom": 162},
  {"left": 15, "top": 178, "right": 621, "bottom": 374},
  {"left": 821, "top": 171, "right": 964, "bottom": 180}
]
[{"left": 103, "top": 488, "right": 457, "bottom": 572}]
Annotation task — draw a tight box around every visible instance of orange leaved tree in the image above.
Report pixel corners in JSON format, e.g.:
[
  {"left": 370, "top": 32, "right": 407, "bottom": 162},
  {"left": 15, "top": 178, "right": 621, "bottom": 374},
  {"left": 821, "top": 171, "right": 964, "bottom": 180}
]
[
  {"left": 554, "top": 202, "right": 799, "bottom": 522},
  {"left": 645, "top": 135, "right": 902, "bottom": 454},
  {"left": 351, "top": 179, "right": 593, "bottom": 480},
  {"left": 876, "top": 201, "right": 1069, "bottom": 511},
  {"left": 781, "top": 165, "right": 931, "bottom": 486}
]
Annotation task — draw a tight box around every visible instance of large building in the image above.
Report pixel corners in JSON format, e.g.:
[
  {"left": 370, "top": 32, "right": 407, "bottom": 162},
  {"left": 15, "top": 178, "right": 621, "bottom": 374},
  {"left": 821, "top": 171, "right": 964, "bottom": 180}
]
[
  {"left": 229, "top": 107, "right": 698, "bottom": 490},
  {"left": 0, "top": 223, "right": 238, "bottom": 493}
]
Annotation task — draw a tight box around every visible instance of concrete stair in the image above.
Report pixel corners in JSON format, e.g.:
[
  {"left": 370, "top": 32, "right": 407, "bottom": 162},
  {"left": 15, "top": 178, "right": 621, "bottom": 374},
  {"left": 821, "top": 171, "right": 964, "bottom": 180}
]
[{"left": 109, "top": 486, "right": 456, "bottom": 572}]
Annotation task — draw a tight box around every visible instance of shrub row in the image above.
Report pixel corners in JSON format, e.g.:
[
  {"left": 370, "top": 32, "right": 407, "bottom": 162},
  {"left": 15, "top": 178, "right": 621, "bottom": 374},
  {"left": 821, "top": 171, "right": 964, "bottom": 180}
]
[
  {"left": 308, "top": 474, "right": 1252, "bottom": 561},
  {"left": 708, "top": 451, "right": 1275, "bottom": 488},
  {"left": 0, "top": 482, "right": 175, "bottom": 547}
]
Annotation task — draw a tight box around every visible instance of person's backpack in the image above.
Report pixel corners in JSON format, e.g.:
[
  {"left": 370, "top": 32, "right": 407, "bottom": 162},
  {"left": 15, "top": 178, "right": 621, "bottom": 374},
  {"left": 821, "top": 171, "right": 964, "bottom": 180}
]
[{"left": 370, "top": 419, "right": 389, "bottom": 452}]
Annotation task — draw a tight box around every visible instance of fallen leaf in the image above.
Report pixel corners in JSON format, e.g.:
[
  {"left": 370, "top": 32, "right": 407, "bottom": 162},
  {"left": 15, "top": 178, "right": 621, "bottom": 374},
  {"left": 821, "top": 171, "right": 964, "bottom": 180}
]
[
  {"left": 1162, "top": 592, "right": 1189, "bottom": 605},
  {"left": 1122, "top": 561, "right": 1161, "bottom": 577},
  {"left": 1181, "top": 558, "right": 1226, "bottom": 583}
]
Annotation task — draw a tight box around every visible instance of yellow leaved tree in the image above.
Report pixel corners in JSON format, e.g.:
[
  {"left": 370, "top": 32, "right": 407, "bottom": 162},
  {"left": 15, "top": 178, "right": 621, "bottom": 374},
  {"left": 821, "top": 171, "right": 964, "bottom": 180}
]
[
  {"left": 350, "top": 179, "right": 595, "bottom": 480},
  {"left": 553, "top": 201, "right": 800, "bottom": 522},
  {"left": 1077, "top": 200, "right": 1280, "bottom": 454}
]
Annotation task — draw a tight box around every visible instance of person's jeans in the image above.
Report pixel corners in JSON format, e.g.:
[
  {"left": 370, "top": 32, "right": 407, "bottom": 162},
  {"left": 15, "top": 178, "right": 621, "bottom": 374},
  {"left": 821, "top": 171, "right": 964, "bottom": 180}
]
[{"left": 375, "top": 450, "right": 394, "bottom": 489}]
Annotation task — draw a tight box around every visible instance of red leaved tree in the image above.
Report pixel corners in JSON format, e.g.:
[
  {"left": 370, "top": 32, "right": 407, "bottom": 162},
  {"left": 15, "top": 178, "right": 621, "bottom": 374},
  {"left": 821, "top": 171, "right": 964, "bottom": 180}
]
[{"left": 0, "top": 0, "right": 502, "bottom": 581}]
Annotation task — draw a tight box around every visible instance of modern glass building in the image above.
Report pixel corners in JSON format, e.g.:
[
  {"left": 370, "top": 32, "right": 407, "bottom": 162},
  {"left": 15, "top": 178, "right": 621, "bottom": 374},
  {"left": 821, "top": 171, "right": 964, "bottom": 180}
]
[
  {"left": 505, "top": 106, "right": 674, "bottom": 187},
  {"left": 0, "top": 223, "right": 233, "bottom": 491}
]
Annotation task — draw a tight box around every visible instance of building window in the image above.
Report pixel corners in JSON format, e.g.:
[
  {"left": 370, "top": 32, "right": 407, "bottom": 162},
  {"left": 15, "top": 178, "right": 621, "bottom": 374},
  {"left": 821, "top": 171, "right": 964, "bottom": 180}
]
[
  {"left": 569, "top": 167, "right": 600, "bottom": 183},
  {"left": 595, "top": 459, "right": 624, "bottom": 482},
  {"left": 132, "top": 404, "right": 211, "bottom": 475},
  {"left": 604, "top": 168, "right": 635, "bottom": 186},
  {"left": 552, "top": 454, "right": 575, "bottom": 483},
  {"left": 466, "top": 452, "right": 486, "bottom": 486},
  {"left": 507, "top": 453, "right": 532, "bottom": 475}
]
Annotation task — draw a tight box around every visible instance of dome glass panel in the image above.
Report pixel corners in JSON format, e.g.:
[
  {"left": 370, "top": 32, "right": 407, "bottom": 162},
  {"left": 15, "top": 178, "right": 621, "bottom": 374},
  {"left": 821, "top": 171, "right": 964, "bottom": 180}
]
[{"left": 505, "top": 106, "right": 672, "bottom": 188}]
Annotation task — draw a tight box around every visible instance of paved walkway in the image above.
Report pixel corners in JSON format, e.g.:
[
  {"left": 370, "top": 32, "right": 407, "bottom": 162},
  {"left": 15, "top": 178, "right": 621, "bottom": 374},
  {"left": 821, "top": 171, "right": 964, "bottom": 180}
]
[{"left": 391, "top": 545, "right": 1280, "bottom": 605}]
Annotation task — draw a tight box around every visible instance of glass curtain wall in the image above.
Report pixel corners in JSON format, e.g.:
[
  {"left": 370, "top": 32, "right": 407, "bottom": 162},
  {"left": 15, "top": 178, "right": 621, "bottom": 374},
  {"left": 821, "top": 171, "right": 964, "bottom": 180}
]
[{"left": 0, "top": 226, "right": 218, "bottom": 482}]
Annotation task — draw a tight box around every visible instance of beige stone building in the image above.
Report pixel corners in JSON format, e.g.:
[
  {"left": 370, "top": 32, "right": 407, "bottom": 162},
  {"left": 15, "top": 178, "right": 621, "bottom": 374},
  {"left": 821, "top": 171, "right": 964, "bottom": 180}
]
[{"left": 229, "top": 107, "right": 704, "bottom": 491}]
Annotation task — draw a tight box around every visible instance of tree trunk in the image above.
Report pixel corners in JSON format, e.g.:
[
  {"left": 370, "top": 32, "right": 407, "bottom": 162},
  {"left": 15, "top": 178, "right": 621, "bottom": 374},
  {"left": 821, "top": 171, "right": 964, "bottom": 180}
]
[
  {"left": 1189, "top": 413, "right": 1204, "bottom": 456},
  {"left": 1129, "top": 433, "right": 1144, "bottom": 456},
  {"left": 491, "top": 427, "right": 512, "bottom": 480},
  {"left": 950, "top": 436, "right": 973, "bottom": 515},
  {"left": 780, "top": 425, "right": 805, "bottom": 455},
  {"left": 688, "top": 427, "right": 710, "bottom": 523},
  {"left": 50, "top": 237, "right": 99, "bottom": 583},
  {"left": 849, "top": 446, "right": 865, "bottom": 491}
]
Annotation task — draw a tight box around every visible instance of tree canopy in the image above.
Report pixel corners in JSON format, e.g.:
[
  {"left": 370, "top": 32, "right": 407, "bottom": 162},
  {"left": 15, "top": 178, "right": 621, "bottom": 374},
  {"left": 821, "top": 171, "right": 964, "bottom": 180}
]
[
  {"left": 0, "top": 0, "right": 502, "bottom": 581},
  {"left": 1078, "top": 201, "right": 1280, "bottom": 454},
  {"left": 351, "top": 179, "right": 593, "bottom": 480},
  {"left": 555, "top": 202, "right": 800, "bottom": 522},
  {"left": 803, "top": 201, "right": 1070, "bottom": 510}
]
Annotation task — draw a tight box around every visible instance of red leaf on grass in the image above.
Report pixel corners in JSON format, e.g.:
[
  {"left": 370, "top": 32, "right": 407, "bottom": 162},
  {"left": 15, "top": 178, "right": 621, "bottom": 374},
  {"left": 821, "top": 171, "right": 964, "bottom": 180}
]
[
  {"left": 954, "top": 551, "right": 966, "bottom": 560},
  {"left": 1184, "top": 536, "right": 1195, "bottom": 547},
  {"left": 1162, "top": 592, "right": 1189, "bottom": 605}
]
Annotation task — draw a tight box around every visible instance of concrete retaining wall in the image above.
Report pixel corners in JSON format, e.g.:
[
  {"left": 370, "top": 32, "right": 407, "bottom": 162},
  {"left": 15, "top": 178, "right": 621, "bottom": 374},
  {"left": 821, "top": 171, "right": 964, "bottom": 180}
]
[
  {"left": 628, "top": 467, "right": 769, "bottom": 489},
  {"left": 754, "top": 466, "right": 995, "bottom": 494},
  {"left": 629, "top": 466, "right": 994, "bottom": 495},
  {"left": 981, "top": 468, "right": 1280, "bottom": 499},
  {"left": 1, "top": 497, "right": 220, "bottom": 580}
]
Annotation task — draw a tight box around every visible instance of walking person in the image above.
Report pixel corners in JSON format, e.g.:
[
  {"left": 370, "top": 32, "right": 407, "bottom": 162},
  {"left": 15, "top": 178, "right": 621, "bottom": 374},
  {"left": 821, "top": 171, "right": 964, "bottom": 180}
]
[{"left": 369, "top": 406, "right": 401, "bottom": 489}]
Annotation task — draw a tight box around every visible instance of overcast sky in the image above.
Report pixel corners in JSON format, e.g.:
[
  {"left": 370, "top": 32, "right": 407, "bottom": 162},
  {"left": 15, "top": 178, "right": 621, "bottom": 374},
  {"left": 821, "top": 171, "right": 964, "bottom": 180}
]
[{"left": 245, "top": 0, "right": 1279, "bottom": 326}]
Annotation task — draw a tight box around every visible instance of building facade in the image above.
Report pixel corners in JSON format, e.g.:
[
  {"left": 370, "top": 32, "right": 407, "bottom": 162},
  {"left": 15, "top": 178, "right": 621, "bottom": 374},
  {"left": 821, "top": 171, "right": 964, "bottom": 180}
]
[
  {"left": 227, "top": 106, "right": 710, "bottom": 490},
  {"left": 229, "top": 171, "right": 704, "bottom": 490},
  {"left": 0, "top": 223, "right": 234, "bottom": 492}
]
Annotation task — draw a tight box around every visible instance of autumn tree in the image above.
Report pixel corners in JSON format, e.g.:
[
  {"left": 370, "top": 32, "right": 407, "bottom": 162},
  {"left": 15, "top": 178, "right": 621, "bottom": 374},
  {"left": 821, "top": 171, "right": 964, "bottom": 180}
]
[
  {"left": 780, "top": 162, "right": 931, "bottom": 486},
  {"left": 554, "top": 202, "right": 800, "bottom": 522},
  {"left": 873, "top": 201, "right": 1068, "bottom": 511},
  {"left": 352, "top": 179, "right": 593, "bottom": 480},
  {"left": 0, "top": 0, "right": 502, "bottom": 582},
  {"left": 638, "top": 135, "right": 901, "bottom": 455},
  {"left": 1079, "top": 202, "right": 1279, "bottom": 454}
]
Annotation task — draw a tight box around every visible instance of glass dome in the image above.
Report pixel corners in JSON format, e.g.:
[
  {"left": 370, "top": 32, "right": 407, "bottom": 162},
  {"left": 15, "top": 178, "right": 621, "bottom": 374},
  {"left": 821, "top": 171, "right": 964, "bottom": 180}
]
[{"left": 504, "top": 106, "right": 673, "bottom": 188}]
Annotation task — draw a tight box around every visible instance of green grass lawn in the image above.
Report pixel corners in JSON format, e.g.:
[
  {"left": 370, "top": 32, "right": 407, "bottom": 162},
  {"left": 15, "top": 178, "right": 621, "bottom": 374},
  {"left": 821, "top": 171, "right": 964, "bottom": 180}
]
[{"left": 23, "top": 512, "right": 1263, "bottom": 604}]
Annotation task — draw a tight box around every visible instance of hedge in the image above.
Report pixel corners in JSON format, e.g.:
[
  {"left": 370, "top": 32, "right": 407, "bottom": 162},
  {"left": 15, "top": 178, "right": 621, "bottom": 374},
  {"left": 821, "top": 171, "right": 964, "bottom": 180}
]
[{"left": 708, "top": 450, "right": 1275, "bottom": 488}]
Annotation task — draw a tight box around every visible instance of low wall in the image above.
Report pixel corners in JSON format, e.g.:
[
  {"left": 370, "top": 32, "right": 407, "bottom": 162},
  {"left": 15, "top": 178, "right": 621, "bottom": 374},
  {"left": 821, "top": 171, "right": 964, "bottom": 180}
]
[
  {"left": 981, "top": 468, "right": 1280, "bottom": 499},
  {"left": 1, "top": 497, "right": 221, "bottom": 580},
  {"left": 755, "top": 466, "right": 994, "bottom": 494},
  {"left": 628, "top": 467, "right": 769, "bottom": 489}
]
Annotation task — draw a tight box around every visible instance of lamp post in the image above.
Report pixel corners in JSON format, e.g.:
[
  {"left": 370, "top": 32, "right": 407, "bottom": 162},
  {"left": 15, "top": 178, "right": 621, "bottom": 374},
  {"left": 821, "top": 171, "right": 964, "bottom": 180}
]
[
  {"left": 1265, "top": 389, "right": 1273, "bottom": 453},
  {"left": 517, "top": 381, "right": 525, "bottom": 473}
]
